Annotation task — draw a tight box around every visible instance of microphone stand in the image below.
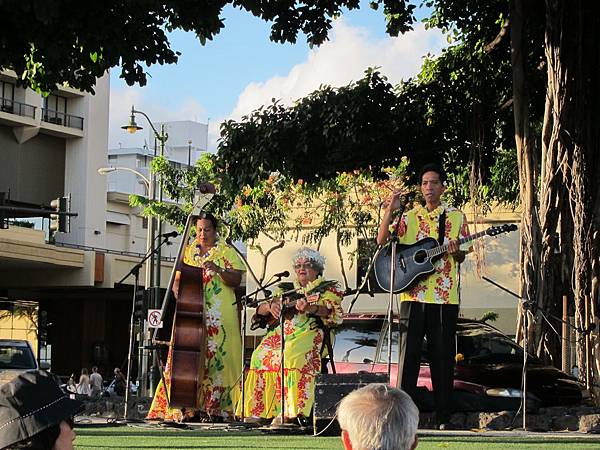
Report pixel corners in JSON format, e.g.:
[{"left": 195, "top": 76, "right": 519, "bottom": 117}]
[
  {"left": 481, "top": 275, "right": 593, "bottom": 431},
  {"left": 347, "top": 247, "right": 378, "bottom": 314},
  {"left": 117, "top": 234, "right": 173, "bottom": 422},
  {"left": 243, "top": 281, "right": 303, "bottom": 430},
  {"left": 480, "top": 276, "right": 531, "bottom": 430},
  {"left": 272, "top": 296, "right": 303, "bottom": 430},
  {"left": 233, "top": 275, "right": 285, "bottom": 422},
  {"left": 382, "top": 201, "right": 409, "bottom": 383}
]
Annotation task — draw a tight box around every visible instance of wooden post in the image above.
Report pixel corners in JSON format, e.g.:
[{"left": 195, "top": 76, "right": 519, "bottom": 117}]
[
  {"left": 585, "top": 295, "right": 592, "bottom": 390},
  {"left": 562, "top": 295, "right": 568, "bottom": 373}
]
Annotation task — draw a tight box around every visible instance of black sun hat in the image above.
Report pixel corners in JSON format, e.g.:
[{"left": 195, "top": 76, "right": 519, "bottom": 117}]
[{"left": 0, "top": 370, "right": 83, "bottom": 449}]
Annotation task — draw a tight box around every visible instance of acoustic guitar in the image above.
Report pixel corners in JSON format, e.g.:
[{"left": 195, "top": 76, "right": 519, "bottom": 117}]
[{"left": 374, "top": 223, "right": 517, "bottom": 293}]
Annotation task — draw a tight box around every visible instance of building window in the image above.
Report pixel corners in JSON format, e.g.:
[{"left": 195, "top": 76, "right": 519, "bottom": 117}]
[
  {"left": 38, "top": 310, "right": 51, "bottom": 369},
  {"left": 142, "top": 217, "right": 148, "bottom": 229},
  {"left": 356, "top": 238, "right": 387, "bottom": 294},
  {"left": 0, "top": 81, "right": 15, "bottom": 112},
  {"left": 1, "top": 80, "right": 15, "bottom": 102},
  {"left": 44, "top": 94, "right": 68, "bottom": 114}
]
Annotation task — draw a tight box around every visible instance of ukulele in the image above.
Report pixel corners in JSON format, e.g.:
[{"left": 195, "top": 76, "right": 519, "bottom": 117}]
[{"left": 250, "top": 280, "right": 337, "bottom": 330}]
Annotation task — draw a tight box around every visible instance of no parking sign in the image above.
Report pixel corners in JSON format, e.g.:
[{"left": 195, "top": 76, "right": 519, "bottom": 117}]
[{"left": 147, "top": 309, "right": 163, "bottom": 328}]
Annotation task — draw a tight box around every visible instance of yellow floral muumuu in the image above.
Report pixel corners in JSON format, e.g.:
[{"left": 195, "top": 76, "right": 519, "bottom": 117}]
[
  {"left": 147, "top": 240, "right": 245, "bottom": 421},
  {"left": 237, "top": 276, "right": 343, "bottom": 420}
]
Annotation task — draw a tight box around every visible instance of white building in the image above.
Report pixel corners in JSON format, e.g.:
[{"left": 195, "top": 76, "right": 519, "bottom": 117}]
[
  {"left": 0, "top": 70, "right": 108, "bottom": 248},
  {"left": 0, "top": 70, "right": 177, "bottom": 381}
]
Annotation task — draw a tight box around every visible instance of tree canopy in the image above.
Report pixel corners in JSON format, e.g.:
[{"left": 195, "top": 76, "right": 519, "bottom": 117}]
[
  {"left": 0, "top": 0, "right": 414, "bottom": 93},
  {"left": 5, "top": 0, "right": 598, "bottom": 393}
]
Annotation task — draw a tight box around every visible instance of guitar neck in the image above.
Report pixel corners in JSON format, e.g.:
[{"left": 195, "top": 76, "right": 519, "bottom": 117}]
[{"left": 428, "top": 230, "right": 488, "bottom": 257}]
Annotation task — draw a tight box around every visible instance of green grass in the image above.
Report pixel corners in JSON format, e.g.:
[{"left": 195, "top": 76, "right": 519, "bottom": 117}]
[{"left": 73, "top": 426, "right": 600, "bottom": 450}]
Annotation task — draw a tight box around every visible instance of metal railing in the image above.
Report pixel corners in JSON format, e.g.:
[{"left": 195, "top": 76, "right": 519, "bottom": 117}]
[
  {"left": 54, "top": 241, "right": 176, "bottom": 262},
  {"left": 41, "top": 108, "right": 84, "bottom": 130},
  {"left": 0, "top": 97, "right": 36, "bottom": 119}
]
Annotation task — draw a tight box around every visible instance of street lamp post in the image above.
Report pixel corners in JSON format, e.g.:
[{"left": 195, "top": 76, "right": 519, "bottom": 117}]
[
  {"left": 98, "top": 165, "right": 151, "bottom": 420},
  {"left": 121, "top": 106, "right": 168, "bottom": 397}
]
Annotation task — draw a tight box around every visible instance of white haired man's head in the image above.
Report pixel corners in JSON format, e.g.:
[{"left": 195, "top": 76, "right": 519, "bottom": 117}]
[{"left": 337, "top": 384, "right": 419, "bottom": 450}]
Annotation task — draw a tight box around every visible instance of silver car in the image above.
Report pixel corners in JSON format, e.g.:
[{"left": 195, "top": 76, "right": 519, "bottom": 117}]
[{"left": 0, "top": 339, "right": 42, "bottom": 385}]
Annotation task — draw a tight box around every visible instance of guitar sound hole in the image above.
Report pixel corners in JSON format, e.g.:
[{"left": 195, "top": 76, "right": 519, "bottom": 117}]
[{"left": 414, "top": 249, "right": 427, "bottom": 264}]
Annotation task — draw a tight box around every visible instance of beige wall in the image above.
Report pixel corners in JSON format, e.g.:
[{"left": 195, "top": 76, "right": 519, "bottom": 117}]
[
  {"left": 0, "top": 314, "right": 38, "bottom": 354},
  {"left": 58, "top": 74, "right": 110, "bottom": 248}
]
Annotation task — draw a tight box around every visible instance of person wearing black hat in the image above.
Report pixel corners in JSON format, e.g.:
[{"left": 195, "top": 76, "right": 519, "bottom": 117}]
[{"left": 0, "top": 370, "right": 82, "bottom": 449}]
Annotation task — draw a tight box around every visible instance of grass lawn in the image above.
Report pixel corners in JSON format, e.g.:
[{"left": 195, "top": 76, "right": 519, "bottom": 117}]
[{"left": 73, "top": 426, "right": 600, "bottom": 450}]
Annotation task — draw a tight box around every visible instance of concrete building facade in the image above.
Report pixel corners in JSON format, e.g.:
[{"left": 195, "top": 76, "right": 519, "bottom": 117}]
[{"left": 0, "top": 70, "right": 160, "bottom": 381}]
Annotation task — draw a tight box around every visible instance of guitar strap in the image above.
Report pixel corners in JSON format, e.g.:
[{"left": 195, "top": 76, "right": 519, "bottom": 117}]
[{"left": 438, "top": 210, "right": 446, "bottom": 245}]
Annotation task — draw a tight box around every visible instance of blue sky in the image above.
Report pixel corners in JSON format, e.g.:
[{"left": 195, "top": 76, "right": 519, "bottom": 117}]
[{"left": 108, "top": 2, "right": 444, "bottom": 151}]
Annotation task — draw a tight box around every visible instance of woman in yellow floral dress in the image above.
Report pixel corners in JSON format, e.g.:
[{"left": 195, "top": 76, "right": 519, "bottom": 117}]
[
  {"left": 147, "top": 212, "right": 245, "bottom": 422},
  {"left": 238, "top": 247, "right": 343, "bottom": 424}
]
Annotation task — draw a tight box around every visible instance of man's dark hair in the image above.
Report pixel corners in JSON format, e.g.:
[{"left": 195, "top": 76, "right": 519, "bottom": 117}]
[{"left": 419, "top": 163, "right": 447, "bottom": 184}]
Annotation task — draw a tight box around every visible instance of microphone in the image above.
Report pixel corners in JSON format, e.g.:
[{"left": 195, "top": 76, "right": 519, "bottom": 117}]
[
  {"left": 160, "top": 231, "right": 179, "bottom": 239},
  {"left": 273, "top": 270, "right": 290, "bottom": 278}
]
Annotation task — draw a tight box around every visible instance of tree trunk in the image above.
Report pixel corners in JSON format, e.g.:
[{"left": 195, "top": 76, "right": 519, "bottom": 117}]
[
  {"left": 544, "top": 0, "right": 600, "bottom": 395},
  {"left": 510, "top": 0, "right": 541, "bottom": 353}
]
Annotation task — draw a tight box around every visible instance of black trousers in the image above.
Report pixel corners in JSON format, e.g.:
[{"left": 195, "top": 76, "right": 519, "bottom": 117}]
[{"left": 397, "top": 301, "right": 459, "bottom": 423}]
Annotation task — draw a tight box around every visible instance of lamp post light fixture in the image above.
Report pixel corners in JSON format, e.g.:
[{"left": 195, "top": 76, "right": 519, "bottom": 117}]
[
  {"left": 97, "top": 166, "right": 150, "bottom": 189},
  {"left": 121, "top": 105, "right": 169, "bottom": 398},
  {"left": 97, "top": 167, "right": 152, "bottom": 262}
]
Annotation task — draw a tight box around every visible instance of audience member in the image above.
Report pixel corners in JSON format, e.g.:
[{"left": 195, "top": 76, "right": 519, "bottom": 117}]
[
  {"left": 65, "top": 375, "right": 76, "bottom": 394},
  {"left": 113, "top": 368, "right": 126, "bottom": 396},
  {"left": 89, "top": 366, "right": 103, "bottom": 397},
  {"left": 0, "top": 370, "right": 82, "bottom": 450},
  {"left": 76, "top": 368, "right": 91, "bottom": 397},
  {"left": 337, "top": 384, "right": 419, "bottom": 450}
]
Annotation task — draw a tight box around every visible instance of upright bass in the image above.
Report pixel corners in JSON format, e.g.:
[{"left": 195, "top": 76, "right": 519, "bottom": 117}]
[{"left": 152, "top": 183, "right": 215, "bottom": 409}]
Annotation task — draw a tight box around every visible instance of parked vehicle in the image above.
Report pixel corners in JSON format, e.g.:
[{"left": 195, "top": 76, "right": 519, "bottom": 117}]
[
  {"left": 103, "top": 378, "right": 138, "bottom": 397},
  {"left": 0, "top": 339, "right": 45, "bottom": 385},
  {"left": 333, "top": 314, "right": 584, "bottom": 412}
]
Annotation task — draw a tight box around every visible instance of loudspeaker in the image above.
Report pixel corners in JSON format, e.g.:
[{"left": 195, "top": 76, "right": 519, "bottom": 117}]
[{"left": 313, "top": 372, "right": 389, "bottom": 434}]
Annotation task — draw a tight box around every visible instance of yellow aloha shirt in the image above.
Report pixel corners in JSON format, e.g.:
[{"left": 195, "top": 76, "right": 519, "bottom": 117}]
[{"left": 395, "top": 203, "right": 469, "bottom": 305}]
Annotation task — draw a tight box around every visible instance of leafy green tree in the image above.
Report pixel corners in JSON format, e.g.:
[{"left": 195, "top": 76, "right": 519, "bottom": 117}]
[
  {"left": 218, "top": 69, "right": 408, "bottom": 187},
  {"left": 0, "top": 0, "right": 413, "bottom": 93},
  {"left": 136, "top": 153, "right": 411, "bottom": 289}
]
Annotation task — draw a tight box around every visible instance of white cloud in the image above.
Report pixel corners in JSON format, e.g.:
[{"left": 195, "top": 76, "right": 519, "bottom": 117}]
[
  {"left": 109, "top": 18, "right": 446, "bottom": 152},
  {"left": 108, "top": 85, "right": 207, "bottom": 149},
  {"left": 228, "top": 19, "right": 446, "bottom": 121}
]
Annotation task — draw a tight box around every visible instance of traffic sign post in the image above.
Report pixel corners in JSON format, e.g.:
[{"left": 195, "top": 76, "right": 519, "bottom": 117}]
[{"left": 147, "top": 309, "right": 163, "bottom": 328}]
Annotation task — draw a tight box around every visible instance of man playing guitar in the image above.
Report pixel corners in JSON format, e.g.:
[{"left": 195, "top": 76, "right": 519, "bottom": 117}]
[{"left": 376, "top": 163, "right": 470, "bottom": 430}]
